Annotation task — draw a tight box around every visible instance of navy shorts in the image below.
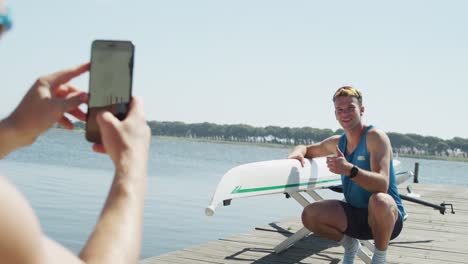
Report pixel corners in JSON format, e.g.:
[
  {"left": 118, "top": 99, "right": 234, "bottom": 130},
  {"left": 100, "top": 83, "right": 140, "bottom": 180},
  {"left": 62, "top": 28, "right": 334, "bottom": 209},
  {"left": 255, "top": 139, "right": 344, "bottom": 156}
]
[{"left": 339, "top": 201, "right": 403, "bottom": 240}]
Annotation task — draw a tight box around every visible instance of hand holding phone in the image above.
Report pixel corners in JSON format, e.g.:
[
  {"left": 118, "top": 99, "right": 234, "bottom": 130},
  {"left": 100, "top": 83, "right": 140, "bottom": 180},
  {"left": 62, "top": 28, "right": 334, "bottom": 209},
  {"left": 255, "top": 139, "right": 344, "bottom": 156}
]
[
  {"left": 92, "top": 97, "right": 151, "bottom": 168},
  {"left": 86, "top": 40, "right": 134, "bottom": 143}
]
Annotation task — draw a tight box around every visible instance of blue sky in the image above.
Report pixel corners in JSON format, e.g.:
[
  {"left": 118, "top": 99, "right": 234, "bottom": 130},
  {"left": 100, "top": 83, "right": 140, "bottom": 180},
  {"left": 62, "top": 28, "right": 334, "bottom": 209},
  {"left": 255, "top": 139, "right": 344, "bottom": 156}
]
[{"left": 1, "top": 0, "right": 467, "bottom": 140}]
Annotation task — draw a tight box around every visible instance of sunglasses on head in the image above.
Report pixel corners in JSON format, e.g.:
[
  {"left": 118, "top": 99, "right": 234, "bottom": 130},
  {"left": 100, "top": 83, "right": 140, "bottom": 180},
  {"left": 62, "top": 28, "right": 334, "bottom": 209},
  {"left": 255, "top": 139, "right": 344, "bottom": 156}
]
[
  {"left": 0, "top": 6, "right": 12, "bottom": 32},
  {"left": 333, "top": 86, "right": 362, "bottom": 101}
]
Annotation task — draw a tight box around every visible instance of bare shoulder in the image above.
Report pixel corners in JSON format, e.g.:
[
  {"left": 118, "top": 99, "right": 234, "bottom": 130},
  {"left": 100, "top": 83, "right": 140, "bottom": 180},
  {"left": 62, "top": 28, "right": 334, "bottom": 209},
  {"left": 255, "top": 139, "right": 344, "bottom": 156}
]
[
  {"left": 0, "top": 177, "right": 84, "bottom": 264},
  {"left": 367, "top": 127, "right": 391, "bottom": 146},
  {"left": 366, "top": 127, "right": 392, "bottom": 159}
]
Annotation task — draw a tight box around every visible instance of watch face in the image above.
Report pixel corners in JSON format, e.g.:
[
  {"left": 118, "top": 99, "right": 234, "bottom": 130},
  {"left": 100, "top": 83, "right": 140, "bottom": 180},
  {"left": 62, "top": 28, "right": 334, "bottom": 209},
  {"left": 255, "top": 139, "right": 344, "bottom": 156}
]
[{"left": 350, "top": 166, "right": 358, "bottom": 178}]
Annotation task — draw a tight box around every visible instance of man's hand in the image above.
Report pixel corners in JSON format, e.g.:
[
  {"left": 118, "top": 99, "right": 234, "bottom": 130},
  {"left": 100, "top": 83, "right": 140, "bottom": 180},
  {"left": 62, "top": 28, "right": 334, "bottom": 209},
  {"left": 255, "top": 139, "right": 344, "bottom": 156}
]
[
  {"left": 92, "top": 96, "right": 151, "bottom": 174},
  {"left": 288, "top": 151, "right": 306, "bottom": 167},
  {"left": 326, "top": 145, "right": 353, "bottom": 175},
  {"left": 1, "top": 63, "right": 89, "bottom": 156}
]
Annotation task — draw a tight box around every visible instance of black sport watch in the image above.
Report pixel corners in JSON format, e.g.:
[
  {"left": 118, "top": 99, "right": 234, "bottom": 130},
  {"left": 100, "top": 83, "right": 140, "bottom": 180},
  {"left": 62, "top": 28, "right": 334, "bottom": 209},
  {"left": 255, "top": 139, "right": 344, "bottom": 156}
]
[{"left": 349, "top": 166, "right": 359, "bottom": 179}]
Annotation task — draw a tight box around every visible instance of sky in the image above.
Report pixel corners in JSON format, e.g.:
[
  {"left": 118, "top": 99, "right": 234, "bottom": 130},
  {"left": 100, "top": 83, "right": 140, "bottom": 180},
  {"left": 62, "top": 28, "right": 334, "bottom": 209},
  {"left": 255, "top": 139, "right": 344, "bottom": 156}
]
[{"left": 1, "top": 0, "right": 467, "bottom": 140}]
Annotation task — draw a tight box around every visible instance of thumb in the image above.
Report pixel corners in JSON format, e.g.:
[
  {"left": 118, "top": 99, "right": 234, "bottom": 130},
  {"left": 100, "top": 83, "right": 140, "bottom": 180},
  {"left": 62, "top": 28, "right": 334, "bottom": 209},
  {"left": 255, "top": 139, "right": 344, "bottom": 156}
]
[
  {"left": 336, "top": 145, "right": 344, "bottom": 157},
  {"left": 96, "top": 111, "right": 120, "bottom": 135}
]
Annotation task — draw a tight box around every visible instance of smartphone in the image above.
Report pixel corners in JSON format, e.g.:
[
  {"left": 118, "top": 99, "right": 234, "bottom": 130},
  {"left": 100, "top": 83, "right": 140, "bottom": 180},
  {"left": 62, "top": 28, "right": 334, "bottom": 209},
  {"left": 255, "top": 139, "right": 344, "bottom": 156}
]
[{"left": 86, "top": 40, "right": 134, "bottom": 143}]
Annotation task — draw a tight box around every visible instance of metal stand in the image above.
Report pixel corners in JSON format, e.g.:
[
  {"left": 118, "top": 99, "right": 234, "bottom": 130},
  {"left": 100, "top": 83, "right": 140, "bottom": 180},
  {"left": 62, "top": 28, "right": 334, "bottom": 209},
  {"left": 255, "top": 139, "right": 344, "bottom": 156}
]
[{"left": 274, "top": 190, "right": 373, "bottom": 264}]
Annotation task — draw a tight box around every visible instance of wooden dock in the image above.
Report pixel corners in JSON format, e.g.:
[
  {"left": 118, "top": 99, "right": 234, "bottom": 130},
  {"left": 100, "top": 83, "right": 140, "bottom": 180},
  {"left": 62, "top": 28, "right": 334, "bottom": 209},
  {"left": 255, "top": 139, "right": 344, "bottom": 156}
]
[{"left": 141, "top": 184, "right": 468, "bottom": 264}]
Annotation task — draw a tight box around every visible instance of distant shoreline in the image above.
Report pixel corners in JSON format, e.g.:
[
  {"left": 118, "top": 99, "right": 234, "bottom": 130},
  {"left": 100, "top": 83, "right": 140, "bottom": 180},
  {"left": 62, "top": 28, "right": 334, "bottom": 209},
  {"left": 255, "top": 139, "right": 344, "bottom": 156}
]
[
  {"left": 396, "top": 153, "right": 468, "bottom": 163},
  {"left": 156, "top": 136, "right": 468, "bottom": 163},
  {"left": 156, "top": 135, "right": 289, "bottom": 149},
  {"left": 63, "top": 127, "right": 468, "bottom": 163},
  {"left": 69, "top": 121, "right": 468, "bottom": 162}
]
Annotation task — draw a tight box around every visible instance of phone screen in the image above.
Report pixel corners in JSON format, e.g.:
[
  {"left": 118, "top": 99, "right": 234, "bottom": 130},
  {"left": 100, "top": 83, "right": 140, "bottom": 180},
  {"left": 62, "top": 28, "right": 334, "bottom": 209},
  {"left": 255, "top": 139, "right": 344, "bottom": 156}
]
[{"left": 86, "top": 40, "right": 134, "bottom": 143}]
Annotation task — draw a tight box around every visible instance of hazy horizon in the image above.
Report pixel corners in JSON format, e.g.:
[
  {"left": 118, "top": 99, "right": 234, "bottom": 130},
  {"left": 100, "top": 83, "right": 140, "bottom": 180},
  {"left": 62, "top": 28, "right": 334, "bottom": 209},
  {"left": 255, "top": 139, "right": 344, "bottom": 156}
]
[{"left": 2, "top": 1, "right": 467, "bottom": 140}]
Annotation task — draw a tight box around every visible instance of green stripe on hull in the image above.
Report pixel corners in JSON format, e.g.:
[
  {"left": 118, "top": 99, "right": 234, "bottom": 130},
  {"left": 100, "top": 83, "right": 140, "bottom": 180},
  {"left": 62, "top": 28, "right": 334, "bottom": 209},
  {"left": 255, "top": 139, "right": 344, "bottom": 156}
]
[{"left": 231, "top": 178, "right": 342, "bottom": 194}]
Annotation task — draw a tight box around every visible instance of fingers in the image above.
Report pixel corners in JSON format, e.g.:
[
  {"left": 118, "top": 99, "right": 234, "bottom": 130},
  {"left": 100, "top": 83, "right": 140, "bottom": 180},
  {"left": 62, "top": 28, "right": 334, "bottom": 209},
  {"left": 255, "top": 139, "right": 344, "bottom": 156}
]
[
  {"left": 299, "top": 156, "right": 305, "bottom": 167},
  {"left": 288, "top": 154, "right": 305, "bottom": 167},
  {"left": 92, "top": 144, "right": 106, "bottom": 154},
  {"left": 326, "top": 155, "right": 340, "bottom": 173},
  {"left": 53, "top": 84, "right": 88, "bottom": 121},
  {"left": 60, "top": 91, "right": 88, "bottom": 113},
  {"left": 58, "top": 116, "right": 73, "bottom": 130},
  {"left": 46, "top": 63, "right": 90, "bottom": 89},
  {"left": 68, "top": 108, "right": 87, "bottom": 122},
  {"left": 326, "top": 156, "right": 334, "bottom": 169},
  {"left": 327, "top": 151, "right": 349, "bottom": 175},
  {"left": 55, "top": 83, "right": 84, "bottom": 98}
]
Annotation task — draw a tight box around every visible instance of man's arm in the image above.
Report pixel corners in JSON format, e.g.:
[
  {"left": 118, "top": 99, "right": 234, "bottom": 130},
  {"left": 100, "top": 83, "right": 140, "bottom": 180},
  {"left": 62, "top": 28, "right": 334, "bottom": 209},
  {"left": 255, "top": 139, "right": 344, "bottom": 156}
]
[
  {"left": 288, "top": 135, "right": 340, "bottom": 166},
  {"left": 0, "top": 98, "right": 149, "bottom": 264},
  {"left": 79, "top": 96, "right": 150, "bottom": 263},
  {"left": 0, "top": 64, "right": 91, "bottom": 263},
  {"left": 0, "top": 65, "right": 150, "bottom": 264},
  {"left": 328, "top": 129, "right": 392, "bottom": 193},
  {"left": 0, "top": 64, "right": 89, "bottom": 158},
  {"left": 357, "top": 129, "right": 393, "bottom": 192},
  {"left": 0, "top": 118, "right": 18, "bottom": 158}
]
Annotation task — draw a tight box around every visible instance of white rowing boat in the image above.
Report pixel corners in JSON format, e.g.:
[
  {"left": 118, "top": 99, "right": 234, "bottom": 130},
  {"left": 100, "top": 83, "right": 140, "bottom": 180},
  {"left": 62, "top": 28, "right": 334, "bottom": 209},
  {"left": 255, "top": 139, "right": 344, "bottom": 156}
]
[
  {"left": 206, "top": 157, "right": 409, "bottom": 216},
  {"left": 206, "top": 157, "right": 338, "bottom": 216}
]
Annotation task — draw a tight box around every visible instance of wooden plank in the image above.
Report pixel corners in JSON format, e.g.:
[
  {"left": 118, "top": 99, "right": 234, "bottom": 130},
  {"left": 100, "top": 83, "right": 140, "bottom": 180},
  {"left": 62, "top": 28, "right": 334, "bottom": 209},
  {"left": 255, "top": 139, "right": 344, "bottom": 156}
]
[{"left": 141, "top": 184, "right": 468, "bottom": 264}]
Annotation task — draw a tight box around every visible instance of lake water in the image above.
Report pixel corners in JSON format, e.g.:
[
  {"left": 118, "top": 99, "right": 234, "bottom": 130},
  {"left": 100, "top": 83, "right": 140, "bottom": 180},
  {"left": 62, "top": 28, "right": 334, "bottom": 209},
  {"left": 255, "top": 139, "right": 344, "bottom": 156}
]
[{"left": 1, "top": 129, "right": 467, "bottom": 259}]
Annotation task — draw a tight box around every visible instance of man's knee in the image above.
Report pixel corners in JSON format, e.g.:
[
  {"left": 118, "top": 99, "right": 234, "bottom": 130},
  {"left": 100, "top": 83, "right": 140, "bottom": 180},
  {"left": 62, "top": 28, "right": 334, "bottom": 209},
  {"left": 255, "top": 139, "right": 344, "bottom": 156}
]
[
  {"left": 368, "top": 193, "right": 397, "bottom": 219},
  {"left": 301, "top": 204, "right": 320, "bottom": 231}
]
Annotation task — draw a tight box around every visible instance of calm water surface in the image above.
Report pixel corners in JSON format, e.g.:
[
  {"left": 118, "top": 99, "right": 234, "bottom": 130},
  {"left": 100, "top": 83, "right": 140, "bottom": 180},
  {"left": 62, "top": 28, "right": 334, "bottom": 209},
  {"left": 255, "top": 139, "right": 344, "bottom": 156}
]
[{"left": 1, "top": 129, "right": 467, "bottom": 258}]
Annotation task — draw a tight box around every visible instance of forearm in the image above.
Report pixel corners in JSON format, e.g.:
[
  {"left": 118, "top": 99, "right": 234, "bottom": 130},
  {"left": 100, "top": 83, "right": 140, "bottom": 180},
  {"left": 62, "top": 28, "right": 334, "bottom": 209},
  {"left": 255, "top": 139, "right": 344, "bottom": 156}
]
[
  {"left": 351, "top": 168, "right": 389, "bottom": 193},
  {"left": 79, "top": 169, "right": 147, "bottom": 264},
  {"left": 0, "top": 117, "right": 21, "bottom": 158},
  {"left": 0, "top": 114, "right": 40, "bottom": 158}
]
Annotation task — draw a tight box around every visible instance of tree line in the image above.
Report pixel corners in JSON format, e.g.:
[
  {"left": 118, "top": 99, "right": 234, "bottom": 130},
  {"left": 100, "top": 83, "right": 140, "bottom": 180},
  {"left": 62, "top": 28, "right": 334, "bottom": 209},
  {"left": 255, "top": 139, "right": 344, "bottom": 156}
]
[
  {"left": 73, "top": 121, "right": 468, "bottom": 158},
  {"left": 149, "top": 121, "right": 468, "bottom": 158}
]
